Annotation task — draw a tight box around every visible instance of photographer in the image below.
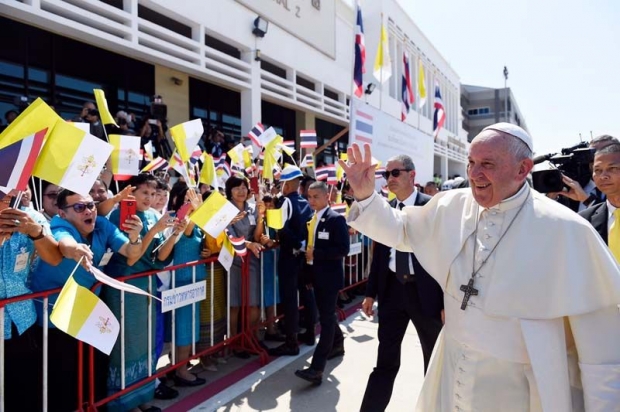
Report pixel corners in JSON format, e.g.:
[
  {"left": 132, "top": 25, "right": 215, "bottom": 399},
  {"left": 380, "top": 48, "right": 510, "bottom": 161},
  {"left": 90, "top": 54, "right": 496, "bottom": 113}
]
[{"left": 549, "top": 135, "right": 618, "bottom": 211}]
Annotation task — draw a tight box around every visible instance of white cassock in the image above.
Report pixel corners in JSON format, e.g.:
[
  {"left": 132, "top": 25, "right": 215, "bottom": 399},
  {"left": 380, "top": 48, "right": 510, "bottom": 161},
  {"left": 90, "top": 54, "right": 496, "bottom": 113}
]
[{"left": 348, "top": 184, "right": 620, "bottom": 412}]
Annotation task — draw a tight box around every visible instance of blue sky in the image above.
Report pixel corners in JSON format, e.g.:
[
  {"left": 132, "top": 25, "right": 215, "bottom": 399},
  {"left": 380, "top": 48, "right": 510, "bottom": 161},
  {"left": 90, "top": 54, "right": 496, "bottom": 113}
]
[{"left": 397, "top": 0, "right": 620, "bottom": 156}]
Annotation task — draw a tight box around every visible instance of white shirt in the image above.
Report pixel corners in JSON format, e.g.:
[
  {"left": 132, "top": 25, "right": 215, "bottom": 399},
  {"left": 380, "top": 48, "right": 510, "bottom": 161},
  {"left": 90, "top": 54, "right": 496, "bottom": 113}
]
[
  {"left": 388, "top": 189, "right": 417, "bottom": 273},
  {"left": 606, "top": 200, "right": 618, "bottom": 234}
]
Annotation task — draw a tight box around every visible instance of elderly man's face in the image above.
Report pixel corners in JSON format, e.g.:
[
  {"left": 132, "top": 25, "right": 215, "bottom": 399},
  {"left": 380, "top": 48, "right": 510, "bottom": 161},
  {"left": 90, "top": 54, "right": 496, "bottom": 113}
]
[{"left": 467, "top": 132, "right": 532, "bottom": 208}]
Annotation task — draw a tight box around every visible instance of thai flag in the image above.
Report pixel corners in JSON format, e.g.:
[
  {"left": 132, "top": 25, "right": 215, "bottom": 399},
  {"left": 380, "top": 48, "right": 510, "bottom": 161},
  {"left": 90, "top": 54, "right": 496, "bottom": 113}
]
[
  {"left": 248, "top": 123, "right": 264, "bottom": 148},
  {"left": 331, "top": 203, "right": 347, "bottom": 217},
  {"left": 141, "top": 157, "right": 169, "bottom": 173},
  {"left": 225, "top": 229, "right": 247, "bottom": 257},
  {"left": 257, "top": 152, "right": 264, "bottom": 173},
  {"left": 213, "top": 154, "right": 227, "bottom": 170},
  {"left": 401, "top": 52, "right": 414, "bottom": 121},
  {"left": 300, "top": 153, "right": 314, "bottom": 168},
  {"left": 300, "top": 130, "right": 317, "bottom": 149},
  {"left": 283, "top": 140, "right": 295, "bottom": 152},
  {"left": 353, "top": 0, "right": 366, "bottom": 98},
  {"left": 0, "top": 128, "right": 47, "bottom": 191},
  {"left": 189, "top": 145, "right": 203, "bottom": 165},
  {"left": 433, "top": 80, "right": 446, "bottom": 139},
  {"left": 375, "top": 167, "right": 385, "bottom": 180},
  {"left": 354, "top": 108, "right": 374, "bottom": 145},
  {"left": 315, "top": 165, "right": 336, "bottom": 182}
]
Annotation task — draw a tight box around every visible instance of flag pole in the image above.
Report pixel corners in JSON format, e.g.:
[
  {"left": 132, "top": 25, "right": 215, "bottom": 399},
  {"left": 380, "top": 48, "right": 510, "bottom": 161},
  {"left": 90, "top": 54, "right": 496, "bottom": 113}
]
[
  {"left": 101, "top": 126, "right": 120, "bottom": 194},
  {"left": 31, "top": 177, "right": 40, "bottom": 211},
  {"left": 379, "top": 13, "right": 384, "bottom": 111}
]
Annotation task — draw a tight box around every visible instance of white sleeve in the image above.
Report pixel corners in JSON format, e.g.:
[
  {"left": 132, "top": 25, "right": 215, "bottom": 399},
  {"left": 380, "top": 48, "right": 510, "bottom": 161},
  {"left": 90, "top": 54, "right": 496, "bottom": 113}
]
[{"left": 569, "top": 305, "right": 620, "bottom": 411}]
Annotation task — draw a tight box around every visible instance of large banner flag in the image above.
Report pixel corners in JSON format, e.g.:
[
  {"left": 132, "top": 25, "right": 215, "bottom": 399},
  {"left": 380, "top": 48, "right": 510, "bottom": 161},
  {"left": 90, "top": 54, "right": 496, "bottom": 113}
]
[
  {"left": 93, "top": 89, "right": 118, "bottom": 127},
  {"left": 170, "top": 119, "right": 203, "bottom": 163},
  {"left": 189, "top": 191, "right": 238, "bottom": 238},
  {"left": 0, "top": 98, "right": 61, "bottom": 149},
  {"left": 418, "top": 58, "right": 427, "bottom": 109},
  {"left": 0, "top": 128, "right": 47, "bottom": 191},
  {"left": 33, "top": 121, "right": 113, "bottom": 195},
  {"left": 373, "top": 20, "right": 392, "bottom": 83},
  {"left": 432, "top": 80, "right": 446, "bottom": 139},
  {"left": 109, "top": 134, "right": 141, "bottom": 177},
  {"left": 353, "top": 0, "right": 366, "bottom": 97},
  {"left": 50, "top": 275, "right": 119, "bottom": 355},
  {"left": 401, "top": 52, "right": 414, "bottom": 121}
]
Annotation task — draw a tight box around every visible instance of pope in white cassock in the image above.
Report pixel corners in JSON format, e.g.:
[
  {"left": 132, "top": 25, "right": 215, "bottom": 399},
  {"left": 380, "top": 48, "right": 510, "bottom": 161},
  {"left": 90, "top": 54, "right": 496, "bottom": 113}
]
[{"left": 341, "top": 123, "right": 620, "bottom": 412}]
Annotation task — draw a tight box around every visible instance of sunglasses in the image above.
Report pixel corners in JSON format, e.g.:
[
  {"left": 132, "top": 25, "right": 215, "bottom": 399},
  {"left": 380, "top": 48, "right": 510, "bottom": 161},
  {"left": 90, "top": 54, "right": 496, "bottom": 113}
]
[
  {"left": 62, "top": 202, "right": 96, "bottom": 213},
  {"left": 382, "top": 169, "right": 412, "bottom": 179}
]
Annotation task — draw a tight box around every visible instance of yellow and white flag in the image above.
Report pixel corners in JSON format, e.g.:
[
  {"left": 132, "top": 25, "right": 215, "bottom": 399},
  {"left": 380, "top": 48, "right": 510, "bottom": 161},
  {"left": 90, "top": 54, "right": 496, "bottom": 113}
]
[
  {"left": 227, "top": 143, "right": 246, "bottom": 169},
  {"left": 170, "top": 119, "right": 203, "bottom": 163},
  {"left": 373, "top": 21, "right": 392, "bottom": 83},
  {"left": 33, "top": 121, "right": 113, "bottom": 195},
  {"left": 0, "top": 98, "right": 61, "bottom": 149},
  {"left": 50, "top": 275, "right": 119, "bottom": 355},
  {"left": 93, "top": 89, "right": 118, "bottom": 127},
  {"left": 418, "top": 58, "right": 427, "bottom": 109},
  {"left": 189, "top": 191, "right": 239, "bottom": 238},
  {"left": 266, "top": 208, "right": 285, "bottom": 230},
  {"left": 218, "top": 235, "right": 235, "bottom": 272},
  {"left": 109, "top": 134, "right": 141, "bottom": 176},
  {"left": 199, "top": 153, "right": 219, "bottom": 191},
  {"left": 259, "top": 127, "right": 278, "bottom": 148}
]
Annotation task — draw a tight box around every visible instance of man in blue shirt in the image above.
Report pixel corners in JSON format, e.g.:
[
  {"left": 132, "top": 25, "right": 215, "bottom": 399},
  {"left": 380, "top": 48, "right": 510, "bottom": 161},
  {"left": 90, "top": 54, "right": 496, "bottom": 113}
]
[{"left": 31, "top": 189, "right": 144, "bottom": 412}]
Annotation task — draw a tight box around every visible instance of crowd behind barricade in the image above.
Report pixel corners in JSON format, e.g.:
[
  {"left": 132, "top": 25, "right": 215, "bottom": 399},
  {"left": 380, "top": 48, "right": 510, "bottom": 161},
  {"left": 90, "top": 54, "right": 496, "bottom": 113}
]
[{"left": 3, "top": 99, "right": 578, "bottom": 412}]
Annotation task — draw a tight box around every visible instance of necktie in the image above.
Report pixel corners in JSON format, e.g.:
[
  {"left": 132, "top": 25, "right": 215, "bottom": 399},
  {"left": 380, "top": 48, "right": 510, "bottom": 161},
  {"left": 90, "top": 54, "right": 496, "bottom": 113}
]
[
  {"left": 609, "top": 209, "right": 620, "bottom": 262},
  {"left": 395, "top": 202, "right": 413, "bottom": 283},
  {"left": 307, "top": 212, "right": 318, "bottom": 264}
]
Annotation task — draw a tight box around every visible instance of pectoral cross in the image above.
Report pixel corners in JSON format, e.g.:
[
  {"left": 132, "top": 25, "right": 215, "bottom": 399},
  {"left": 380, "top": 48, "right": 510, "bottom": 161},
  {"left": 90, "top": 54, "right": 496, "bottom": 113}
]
[{"left": 460, "top": 278, "right": 479, "bottom": 310}]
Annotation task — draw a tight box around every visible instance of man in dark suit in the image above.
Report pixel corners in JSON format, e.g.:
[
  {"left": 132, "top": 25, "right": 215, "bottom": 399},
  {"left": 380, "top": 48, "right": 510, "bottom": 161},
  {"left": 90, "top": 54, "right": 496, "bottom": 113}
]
[
  {"left": 580, "top": 144, "right": 620, "bottom": 255},
  {"left": 295, "top": 181, "right": 350, "bottom": 385},
  {"left": 360, "top": 154, "right": 444, "bottom": 412}
]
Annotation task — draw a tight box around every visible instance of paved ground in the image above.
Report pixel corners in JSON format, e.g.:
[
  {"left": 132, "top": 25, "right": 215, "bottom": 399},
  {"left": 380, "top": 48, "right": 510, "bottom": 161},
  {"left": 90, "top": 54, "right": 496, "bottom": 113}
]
[{"left": 171, "top": 305, "right": 426, "bottom": 412}]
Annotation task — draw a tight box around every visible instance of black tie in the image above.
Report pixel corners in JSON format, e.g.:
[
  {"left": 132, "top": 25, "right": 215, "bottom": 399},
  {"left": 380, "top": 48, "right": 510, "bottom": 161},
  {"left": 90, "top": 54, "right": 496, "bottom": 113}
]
[{"left": 395, "top": 202, "right": 413, "bottom": 284}]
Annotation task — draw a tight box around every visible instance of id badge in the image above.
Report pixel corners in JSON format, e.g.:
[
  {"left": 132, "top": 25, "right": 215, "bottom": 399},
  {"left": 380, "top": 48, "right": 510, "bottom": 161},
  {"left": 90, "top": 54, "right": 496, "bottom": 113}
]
[
  {"left": 14, "top": 251, "right": 30, "bottom": 272},
  {"left": 248, "top": 214, "right": 256, "bottom": 226},
  {"left": 318, "top": 231, "right": 329, "bottom": 240},
  {"left": 98, "top": 249, "right": 113, "bottom": 266}
]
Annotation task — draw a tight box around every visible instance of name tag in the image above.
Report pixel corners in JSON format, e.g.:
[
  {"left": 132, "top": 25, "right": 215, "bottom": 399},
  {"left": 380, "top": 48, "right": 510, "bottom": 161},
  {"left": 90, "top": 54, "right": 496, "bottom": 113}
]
[
  {"left": 248, "top": 215, "right": 256, "bottom": 226},
  {"left": 98, "top": 249, "right": 113, "bottom": 266},
  {"left": 318, "top": 231, "right": 329, "bottom": 240},
  {"left": 14, "top": 251, "right": 30, "bottom": 272}
]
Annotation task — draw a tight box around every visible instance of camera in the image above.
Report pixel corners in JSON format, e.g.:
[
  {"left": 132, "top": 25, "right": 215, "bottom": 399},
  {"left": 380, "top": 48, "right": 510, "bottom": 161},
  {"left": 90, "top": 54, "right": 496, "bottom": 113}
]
[
  {"left": 150, "top": 94, "right": 167, "bottom": 122},
  {"left": 13, "top": 96, "right": 29, "bottom": 111},
  {"left": 532, "top": 141, "right": 593, "bottom": 193}
]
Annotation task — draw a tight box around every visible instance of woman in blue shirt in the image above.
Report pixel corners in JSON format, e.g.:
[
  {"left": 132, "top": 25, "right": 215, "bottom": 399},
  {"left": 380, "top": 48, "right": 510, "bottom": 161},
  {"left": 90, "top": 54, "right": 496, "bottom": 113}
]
[
  {"left": 31, "top": 189, "right": 144, "bottom": 412},
  {"left": 0, "top": 191, "right": 62, "bottom": 411},
  {"left": 103, "top": 174, "right": 180, "bottom": 412}
]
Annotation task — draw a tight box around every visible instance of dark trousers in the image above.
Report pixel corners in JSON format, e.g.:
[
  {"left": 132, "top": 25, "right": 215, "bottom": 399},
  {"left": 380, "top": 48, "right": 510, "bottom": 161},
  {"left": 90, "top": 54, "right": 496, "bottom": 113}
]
[
  {"left": 310, "top": 274, "right": 343, "bottom": 372},
  {"left": 360, "top": 273, "right": 443, "bottom": 412},
  {"left": 5, "top": 325, "right": 42, "bottom": 412},
  {"left": 278, "top": 254, "right": 316, "bottom": 339}
]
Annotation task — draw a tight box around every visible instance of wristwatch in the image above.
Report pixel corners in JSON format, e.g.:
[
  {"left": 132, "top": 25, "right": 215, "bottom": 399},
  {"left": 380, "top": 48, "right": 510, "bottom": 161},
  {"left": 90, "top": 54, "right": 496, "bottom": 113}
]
[
  {"left": 129, "top": 235, "right": 142, "bottom": 245},
  {"left": 28, "top": 225, "right": 46, "bottom": 241}
]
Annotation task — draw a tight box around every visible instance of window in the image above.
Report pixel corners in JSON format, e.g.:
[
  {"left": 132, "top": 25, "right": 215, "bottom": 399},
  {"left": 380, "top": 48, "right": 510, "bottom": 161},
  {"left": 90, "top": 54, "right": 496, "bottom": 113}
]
[
  {"left": 261, "top": 61, "right": 286, "bottom": 79},
  {"left": 205, "top": 35, "right": 241, "bottom": 59},
  {"left": 189, "top": 77, "right": 242, "bottom": 142},
  {"left": 296, "top": 75, "right": 315, "bottom": 91},
  {"left": 138, "top": 5, "right": 191, "bottom": 38},
  {"left": 468, "top": 107, "right": 490, "bottom": 116}
]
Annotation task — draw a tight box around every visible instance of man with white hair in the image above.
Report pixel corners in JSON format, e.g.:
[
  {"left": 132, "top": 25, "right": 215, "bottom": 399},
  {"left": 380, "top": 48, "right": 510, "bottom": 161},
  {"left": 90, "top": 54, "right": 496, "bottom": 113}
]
[{"left": 341, "top": 123, "right": 620, "bottom": 411}]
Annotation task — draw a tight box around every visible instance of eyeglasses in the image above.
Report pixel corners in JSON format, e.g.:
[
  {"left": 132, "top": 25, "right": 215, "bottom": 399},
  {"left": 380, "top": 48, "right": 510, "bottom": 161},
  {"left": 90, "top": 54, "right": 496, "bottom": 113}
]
[
  {"left": 43, "top": 192, "right": 59, "bottom": 199},
  {"left": 62, "top": 202, "right": 96, "bottom": 213},
  {"left": 382, "top": 169, "right": 412, "bottom": 179}
]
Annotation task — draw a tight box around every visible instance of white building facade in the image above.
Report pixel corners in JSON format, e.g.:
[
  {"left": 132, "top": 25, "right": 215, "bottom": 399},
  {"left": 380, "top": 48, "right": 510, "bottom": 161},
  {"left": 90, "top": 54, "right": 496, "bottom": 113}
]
[{"left": 0, "top": 0, "right": 467, "bottom": 182}]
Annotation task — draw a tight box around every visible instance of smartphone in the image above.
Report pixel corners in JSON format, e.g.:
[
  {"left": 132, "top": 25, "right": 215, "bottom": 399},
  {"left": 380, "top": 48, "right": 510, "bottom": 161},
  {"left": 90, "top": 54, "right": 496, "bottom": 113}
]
[
  {"left": 249, "top": 176, "right": 260, "bottom": 194},
  {"left": 119, "top": 199, "right": 137, "bottom": 231},
  {"left": 177, "top": 202, "right": 192, "bottom": 220},
  {"left": 148, "top": 119, "right": 158, "bottom": 125}
]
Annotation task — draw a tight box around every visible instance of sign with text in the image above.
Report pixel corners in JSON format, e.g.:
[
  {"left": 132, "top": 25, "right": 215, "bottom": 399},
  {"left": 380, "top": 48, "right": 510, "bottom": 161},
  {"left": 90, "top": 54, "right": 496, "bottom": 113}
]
[
  {"left": 161, "top": 281, "right": 207, "bottom": 313},
  {"left": 236, "top": 0, "right": 335, "bottom": 58},
  {"left": 348, "top": 242, "right": 362, "bottom": 256}
]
